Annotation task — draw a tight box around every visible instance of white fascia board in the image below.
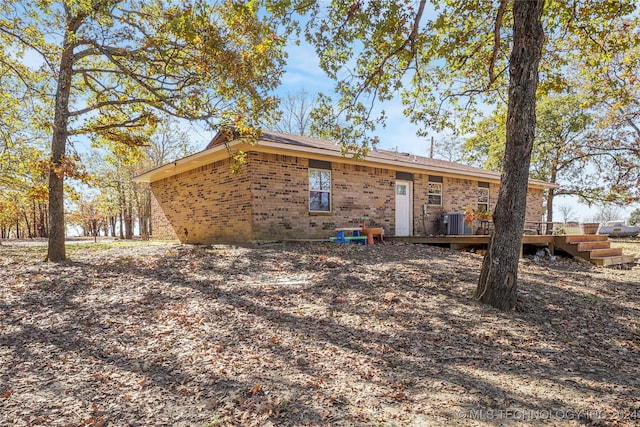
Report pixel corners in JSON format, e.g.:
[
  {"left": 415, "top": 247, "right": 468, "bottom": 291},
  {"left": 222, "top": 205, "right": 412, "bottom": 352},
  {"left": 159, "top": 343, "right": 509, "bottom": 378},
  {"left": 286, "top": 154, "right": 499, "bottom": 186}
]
[
  {"left": 132, "top": 142, "right": 234, "bottom": 183},
  {"left": 134, "top": 137, "right": 557, "bottom": 190}
]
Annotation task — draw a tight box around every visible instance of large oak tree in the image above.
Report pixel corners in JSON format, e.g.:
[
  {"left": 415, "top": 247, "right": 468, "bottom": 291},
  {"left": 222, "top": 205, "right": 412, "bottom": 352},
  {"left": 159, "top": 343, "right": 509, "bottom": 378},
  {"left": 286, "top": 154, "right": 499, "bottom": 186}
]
[
  {"left": 302, "top": 0, "right": 637, "bottom": 310},
  {"left": 464, "top": 92, "right": 640, "bottom": 222},
  {"left": 477, "top": 0, "right": 544, "bottom": 309},
  {"left": 1, "top": 0, "right": 287, "bottom": 261},
  {"left": 0, "top": 69, "right": 49, "bottom": 239}
]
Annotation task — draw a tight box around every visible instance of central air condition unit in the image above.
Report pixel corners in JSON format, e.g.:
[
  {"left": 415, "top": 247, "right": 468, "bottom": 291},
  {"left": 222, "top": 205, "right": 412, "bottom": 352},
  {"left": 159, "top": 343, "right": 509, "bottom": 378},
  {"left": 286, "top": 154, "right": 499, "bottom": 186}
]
[
  {"left": 446, "top": 212, "right": 471, "bottom": 235},
  {"left": 446, "top": 212, "right": 462, "bottom": 235}
]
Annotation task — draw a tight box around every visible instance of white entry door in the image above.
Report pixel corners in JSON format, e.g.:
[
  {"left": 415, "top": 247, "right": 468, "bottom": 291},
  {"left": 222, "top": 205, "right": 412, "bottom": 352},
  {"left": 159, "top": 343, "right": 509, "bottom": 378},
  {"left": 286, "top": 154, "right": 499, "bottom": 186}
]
[{"left": 395, "top": 180, "right": 413, "bottom": 236}]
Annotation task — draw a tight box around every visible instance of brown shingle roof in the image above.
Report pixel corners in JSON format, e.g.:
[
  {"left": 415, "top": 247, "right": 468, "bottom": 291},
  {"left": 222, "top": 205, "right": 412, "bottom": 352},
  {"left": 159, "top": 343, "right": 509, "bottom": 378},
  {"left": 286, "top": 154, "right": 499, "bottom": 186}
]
[
  {"left": 137, "top": 129, "right": 555, "bottom": 188},
  {"left": 258, "top": 130, "right": 504, "bottom": 180}
]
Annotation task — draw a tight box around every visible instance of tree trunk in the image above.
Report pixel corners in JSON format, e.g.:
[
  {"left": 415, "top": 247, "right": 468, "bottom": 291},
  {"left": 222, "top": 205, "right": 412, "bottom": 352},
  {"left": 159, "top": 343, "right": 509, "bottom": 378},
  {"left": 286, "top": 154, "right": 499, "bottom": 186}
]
[
  {"left": 110, "top": 216, "right": 116, "bottom": 237},
  {"left": 23, "top": 210, "right": 32, "bottom": 239},
  {"left": 545, "top": 165, "right": 558, "bottom": 227},
  {"left": 46, "top": 20, "right": 77, "bottom": 262},
  {"left": 32, "top": 201, "right": 37, "bottom": 237},
  {"left": 92, "top": 219, "right": 98, "bottom": 242},
  {"left": 139, "top": 214, "right": 148, "bottom": 240},
  {"left": 546, "top": 188, "right": 554, "bottom": 226},
  {"left": 117, "top": 181, "right": 125, "bottom": 239},
  {"left": 124, "top": 199, "right": 133, "bottom": 239},
  {"left": 138, "top": 186, "right": 151, "bottom": 240},
  {"left": 119, "top": 211, "right": 124, "bottom": 239},
  {"left": 38, "top": 202, "right": 48, "bottom": 238},
  {"left": 476, "top": 0, "right": 545, "bottom": 311}
]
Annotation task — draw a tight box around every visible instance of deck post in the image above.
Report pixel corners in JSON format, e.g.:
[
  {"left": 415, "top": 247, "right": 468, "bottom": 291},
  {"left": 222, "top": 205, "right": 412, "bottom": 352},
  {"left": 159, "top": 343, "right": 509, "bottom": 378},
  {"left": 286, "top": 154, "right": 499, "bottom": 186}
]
[{"left": 519, "top": 243, "right": 523, "bottom": 259}]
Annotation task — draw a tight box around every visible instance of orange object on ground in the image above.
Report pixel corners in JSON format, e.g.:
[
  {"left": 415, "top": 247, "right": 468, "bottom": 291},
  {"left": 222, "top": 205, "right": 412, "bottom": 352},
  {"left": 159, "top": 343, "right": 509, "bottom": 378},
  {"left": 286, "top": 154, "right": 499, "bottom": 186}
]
[{"left": 361, "top": 227, "right": 383, "bottom": 244}]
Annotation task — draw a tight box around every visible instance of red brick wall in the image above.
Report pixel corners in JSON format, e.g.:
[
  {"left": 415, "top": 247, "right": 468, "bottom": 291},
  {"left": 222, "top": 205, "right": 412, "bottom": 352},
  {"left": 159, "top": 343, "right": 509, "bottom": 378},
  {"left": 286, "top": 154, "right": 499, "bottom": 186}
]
[
  {"left": 412, "top": 175, "right": 542, "bottom": 235},
  {"left": 249, "top": 152, "right": 310, "bottom": 239},
  {"left": 331, "top": 163, "right": 395, "bottom": 234},
  {"left": 150, "top": 190, "right": 179, "bottom": 240},
  {"left": 149, "top": 151, "right": 549, "bottom": 241},
  {"left": 150, "top": 158, "right": 252, "bottom": 243},
  {"left": 525, "top": 188, "right": 545, "bottom": 222},
  {"left": 249, "top": 153, "right": 396, "bottom": 239}
]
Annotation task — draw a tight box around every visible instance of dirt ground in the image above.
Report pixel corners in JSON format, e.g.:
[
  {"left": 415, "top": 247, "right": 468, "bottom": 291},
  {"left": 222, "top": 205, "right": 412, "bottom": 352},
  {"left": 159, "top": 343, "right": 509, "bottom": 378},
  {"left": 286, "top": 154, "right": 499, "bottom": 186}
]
[{"left": 1, "top": 239, "right": 639, "bottom": 426}]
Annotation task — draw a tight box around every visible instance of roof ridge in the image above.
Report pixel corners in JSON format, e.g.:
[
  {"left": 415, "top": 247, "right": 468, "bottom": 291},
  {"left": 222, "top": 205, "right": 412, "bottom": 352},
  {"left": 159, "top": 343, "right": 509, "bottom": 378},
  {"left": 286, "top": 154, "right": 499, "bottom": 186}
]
[{"left": 258, "top": 129, "right": 498, "bottom": 176}]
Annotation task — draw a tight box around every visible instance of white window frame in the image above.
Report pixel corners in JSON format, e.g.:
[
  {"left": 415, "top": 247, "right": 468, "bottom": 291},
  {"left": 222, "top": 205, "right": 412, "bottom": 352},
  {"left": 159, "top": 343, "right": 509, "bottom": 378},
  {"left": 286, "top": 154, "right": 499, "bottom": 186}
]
[
  {"left": 309, "top": 168, "right": 331, "bottom": 212},
  {"left": 478, "top": 187, "right": 490, "bottom": 212},
  {"left": 427, "top": 182, "right": 442, "bottom": 206}
]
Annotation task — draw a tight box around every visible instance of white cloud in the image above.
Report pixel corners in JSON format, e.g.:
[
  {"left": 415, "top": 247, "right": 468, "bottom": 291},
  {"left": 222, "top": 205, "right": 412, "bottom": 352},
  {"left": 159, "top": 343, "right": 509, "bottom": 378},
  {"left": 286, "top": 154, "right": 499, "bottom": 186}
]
[{"left": 280, "top": 42, "right": 333, "bottom": 92}]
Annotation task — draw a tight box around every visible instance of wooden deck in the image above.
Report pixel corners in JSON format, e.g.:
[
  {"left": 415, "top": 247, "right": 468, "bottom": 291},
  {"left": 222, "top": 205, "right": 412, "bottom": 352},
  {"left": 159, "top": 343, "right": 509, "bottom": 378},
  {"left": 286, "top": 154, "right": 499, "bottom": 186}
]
[
  {"left": 387, "top": 234, "right": 635, "bottom": 266},
  {"left": 388, "top": 234, "right": 554, "bottom": 248}
]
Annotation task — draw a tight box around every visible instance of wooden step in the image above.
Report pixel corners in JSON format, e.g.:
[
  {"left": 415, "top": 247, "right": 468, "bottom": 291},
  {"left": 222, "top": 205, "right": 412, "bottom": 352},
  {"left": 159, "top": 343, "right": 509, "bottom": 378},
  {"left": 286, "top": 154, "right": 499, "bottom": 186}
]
[
  {"left": 588, "top": 248, "right": 623, "bottom": 258},
  {"left": 553, "top": 234, "right": 635, "bottom": 267},
  {"left": 564, "top": 235, "right": 609, "bottom": 243},
  {"left": 590, "top": 255, "right": 636, "bottom": 267},
  {"left": 577, "top": 241, "right": 611, "bottom": 251}
]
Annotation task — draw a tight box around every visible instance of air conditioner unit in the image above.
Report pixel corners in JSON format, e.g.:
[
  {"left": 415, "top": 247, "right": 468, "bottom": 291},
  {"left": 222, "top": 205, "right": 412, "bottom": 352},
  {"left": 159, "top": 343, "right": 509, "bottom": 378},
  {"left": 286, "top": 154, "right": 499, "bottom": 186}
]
[
  {"left": 446, "top": 212, "right": 472, "bottom": 235},
  {"left": 446, "top": 212, "right": 462, "bottom": 235}
]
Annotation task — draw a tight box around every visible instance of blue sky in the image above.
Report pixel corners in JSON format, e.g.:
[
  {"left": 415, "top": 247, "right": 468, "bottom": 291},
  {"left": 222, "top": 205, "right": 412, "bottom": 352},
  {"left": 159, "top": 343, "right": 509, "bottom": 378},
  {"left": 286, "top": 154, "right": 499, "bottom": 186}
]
[
  {"left": 16, "top": 9, "right": 633, "bottom": 223},
  {"left": 276, "top": 39, "right": 637, "bottom": 223},
  {"left": 280, "top": 40, "right": 431, "bottom": 155}
]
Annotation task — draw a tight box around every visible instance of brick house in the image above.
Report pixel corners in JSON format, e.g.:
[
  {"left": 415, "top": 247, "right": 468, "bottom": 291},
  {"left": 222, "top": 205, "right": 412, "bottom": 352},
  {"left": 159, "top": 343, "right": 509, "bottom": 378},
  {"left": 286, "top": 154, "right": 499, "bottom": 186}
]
[{"left": 134, "top": 130, "right": 553, "bottom": 243}]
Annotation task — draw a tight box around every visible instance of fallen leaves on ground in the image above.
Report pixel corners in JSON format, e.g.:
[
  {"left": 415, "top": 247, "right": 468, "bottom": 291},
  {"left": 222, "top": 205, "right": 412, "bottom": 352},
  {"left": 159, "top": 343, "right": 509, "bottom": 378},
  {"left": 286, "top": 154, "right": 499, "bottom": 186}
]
[{"left": 0, "top": 240, "right": 639, "bottom": 426}]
